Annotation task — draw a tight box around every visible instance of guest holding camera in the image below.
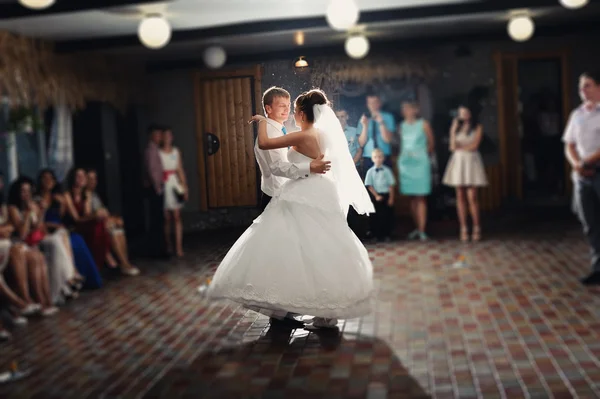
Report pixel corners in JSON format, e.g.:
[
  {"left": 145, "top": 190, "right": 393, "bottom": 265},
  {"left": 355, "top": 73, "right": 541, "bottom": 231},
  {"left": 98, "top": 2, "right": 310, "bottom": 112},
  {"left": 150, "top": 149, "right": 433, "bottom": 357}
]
[
  {"left": 442, "top": 106, "right": 488, "bottom": 242},
  {"left": 358, "top": 93, "right": 396, "bottom": 172}
]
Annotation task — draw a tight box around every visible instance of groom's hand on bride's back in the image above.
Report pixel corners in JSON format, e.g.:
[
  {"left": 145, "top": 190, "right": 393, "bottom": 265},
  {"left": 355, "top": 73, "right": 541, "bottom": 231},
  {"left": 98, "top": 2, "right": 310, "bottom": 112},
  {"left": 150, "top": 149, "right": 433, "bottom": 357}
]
[{"left": 310, "top": 154, "right": 331, "bottom": 174}]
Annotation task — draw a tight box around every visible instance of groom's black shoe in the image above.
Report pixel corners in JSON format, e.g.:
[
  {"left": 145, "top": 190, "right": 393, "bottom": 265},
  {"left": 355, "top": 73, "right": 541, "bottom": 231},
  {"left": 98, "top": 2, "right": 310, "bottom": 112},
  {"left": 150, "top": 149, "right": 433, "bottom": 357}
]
[{"left": 270, "top": 317, "right": 305, "bottom": 329}]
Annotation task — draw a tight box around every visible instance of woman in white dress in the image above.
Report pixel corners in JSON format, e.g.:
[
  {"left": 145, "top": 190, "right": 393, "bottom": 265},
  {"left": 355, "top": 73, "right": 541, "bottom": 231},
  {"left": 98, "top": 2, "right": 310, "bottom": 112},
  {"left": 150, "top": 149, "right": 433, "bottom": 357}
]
[
  {"left": 442, "top": 106, "right": 488, "bottom": 242},
  {"left": 207, "top": 89, "right": 375, "bottom": 328},
  {"left": 159, "top": 128, "right": 188, "bottom": 258}
]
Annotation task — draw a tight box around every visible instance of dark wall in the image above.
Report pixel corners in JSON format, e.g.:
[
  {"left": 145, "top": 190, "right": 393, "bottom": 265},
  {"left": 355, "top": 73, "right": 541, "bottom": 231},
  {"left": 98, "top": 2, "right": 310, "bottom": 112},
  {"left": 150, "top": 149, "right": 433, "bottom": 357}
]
[
  {"left": 115, "top": 107, "right": 145, "bottom": 236},
  {"left": 72, "top": 103, "right": 146, "bottom": 237},
  {"left": 72, "top": 102, "right": 105, "bottom": 195}
]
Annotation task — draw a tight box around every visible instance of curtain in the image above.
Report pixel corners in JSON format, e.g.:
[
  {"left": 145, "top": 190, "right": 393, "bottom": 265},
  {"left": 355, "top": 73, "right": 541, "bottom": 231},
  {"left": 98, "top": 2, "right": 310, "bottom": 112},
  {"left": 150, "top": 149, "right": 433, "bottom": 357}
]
[{"left": 48, "top": 100, "right": 73, "bottom": 182}]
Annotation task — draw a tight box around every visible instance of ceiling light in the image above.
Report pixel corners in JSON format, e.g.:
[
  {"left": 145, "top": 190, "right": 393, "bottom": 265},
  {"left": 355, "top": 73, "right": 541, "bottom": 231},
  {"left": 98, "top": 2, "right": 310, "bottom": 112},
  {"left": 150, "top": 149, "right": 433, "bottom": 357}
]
[
  {"left": 295, "top": 57, "right": 309, "bottom": 68},
  {"left": 559, "top": 0, "right": 589, "bottom": 9},
  {"left": 507, "top": 15, "right": 535, "bottom": 42},
  {"left": 18, "top": 0, "right": 55, "bottom": 10},
  {"left": 294, "top": 31, "right": 305, "bottom": 46},
  {"left": 345, "top": 35, "right": 369, "bottom": 59},
  {"left": 204, "top": 46, "right": 227, "bottom": 69},
  {"left": 326, "top": 0, "right": 360, "bottom": 31},
  {"left": 138, "top": 14, "right": 171, "bottom": 49}
]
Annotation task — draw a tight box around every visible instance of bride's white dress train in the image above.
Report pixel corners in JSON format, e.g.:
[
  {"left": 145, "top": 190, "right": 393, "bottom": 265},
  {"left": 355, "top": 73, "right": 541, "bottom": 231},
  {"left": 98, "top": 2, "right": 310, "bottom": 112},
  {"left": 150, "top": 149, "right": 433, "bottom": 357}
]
[{"left": 207, "top": 149, "right": 373, "bottom": 319}]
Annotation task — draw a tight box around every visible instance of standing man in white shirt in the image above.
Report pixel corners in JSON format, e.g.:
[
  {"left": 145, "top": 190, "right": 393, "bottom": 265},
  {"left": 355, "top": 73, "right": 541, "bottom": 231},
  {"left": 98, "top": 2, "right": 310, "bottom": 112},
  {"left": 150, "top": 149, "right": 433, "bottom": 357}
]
[
  {"left": 255, "top": 86, "right": 331, "bottom": 212},
  {"left": 563, "top": 71, "right": 600, "bottom": 285}
]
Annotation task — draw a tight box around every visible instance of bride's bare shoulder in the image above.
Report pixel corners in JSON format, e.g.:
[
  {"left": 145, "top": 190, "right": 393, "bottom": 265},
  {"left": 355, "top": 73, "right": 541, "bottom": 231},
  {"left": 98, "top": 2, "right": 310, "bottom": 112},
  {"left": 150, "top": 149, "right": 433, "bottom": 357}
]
[{"left": 306, "top": 127, "right": 321, "bottom": 136}]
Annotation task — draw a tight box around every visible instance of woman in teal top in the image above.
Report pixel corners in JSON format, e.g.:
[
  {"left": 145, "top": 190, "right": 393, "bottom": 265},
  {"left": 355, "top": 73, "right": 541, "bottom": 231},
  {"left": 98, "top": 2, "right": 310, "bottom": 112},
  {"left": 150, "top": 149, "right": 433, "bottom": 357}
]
[{"left": 398, "top": 102, "right": 435, "bottom": 241}]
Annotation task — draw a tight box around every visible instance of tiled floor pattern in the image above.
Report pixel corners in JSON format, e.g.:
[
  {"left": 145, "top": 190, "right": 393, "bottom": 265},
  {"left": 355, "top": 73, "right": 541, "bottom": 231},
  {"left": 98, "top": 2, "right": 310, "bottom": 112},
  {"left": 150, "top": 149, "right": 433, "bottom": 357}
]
[{"left": 2, "top": 220, "right": 600, "bottom": 398}]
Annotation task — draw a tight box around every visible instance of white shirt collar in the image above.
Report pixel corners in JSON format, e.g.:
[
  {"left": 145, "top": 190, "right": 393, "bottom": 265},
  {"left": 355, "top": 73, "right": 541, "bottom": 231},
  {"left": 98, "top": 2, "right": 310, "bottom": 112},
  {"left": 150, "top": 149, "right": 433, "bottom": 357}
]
[
  {"left": 267, "top": 117, "right": 284, "bottom": 130},
  {"left": 580, "top": 102, "right": 600, "bottom": 113}
]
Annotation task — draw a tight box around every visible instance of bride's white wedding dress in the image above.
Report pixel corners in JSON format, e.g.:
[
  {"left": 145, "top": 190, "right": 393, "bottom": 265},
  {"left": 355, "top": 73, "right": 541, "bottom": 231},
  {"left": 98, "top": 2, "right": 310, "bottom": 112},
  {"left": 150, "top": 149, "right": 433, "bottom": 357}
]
[{"left": 207, "top": 147, "right": 374, "bottom": 319}]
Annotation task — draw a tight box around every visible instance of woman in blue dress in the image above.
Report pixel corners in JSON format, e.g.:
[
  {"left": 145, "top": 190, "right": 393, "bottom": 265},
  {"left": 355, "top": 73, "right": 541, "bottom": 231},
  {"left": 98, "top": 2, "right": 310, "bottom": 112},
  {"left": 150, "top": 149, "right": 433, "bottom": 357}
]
[
  {"left": 398, "top": 101, "right": 435, "bottom": 241},
  {"left": 36, "top": 169, "right": 102, "bottom": 290}
]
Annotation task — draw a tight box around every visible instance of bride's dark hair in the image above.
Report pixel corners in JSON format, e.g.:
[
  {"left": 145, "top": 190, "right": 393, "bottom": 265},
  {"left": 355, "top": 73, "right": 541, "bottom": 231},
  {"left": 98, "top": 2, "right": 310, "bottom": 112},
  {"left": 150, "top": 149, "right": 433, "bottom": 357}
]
[{"left": 295, "top": 89, "right": 330, "bottom": 123}]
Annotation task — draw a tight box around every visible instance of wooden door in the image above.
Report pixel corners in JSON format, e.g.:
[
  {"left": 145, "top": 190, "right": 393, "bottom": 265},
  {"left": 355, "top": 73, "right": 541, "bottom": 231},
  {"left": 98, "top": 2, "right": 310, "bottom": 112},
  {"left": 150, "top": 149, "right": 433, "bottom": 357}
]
[
  {"left": 193, "top": 66, "right": 262, "bottom": 211},
  {"left": 494, "top": 50, "right": 573, "bottom": 202}
]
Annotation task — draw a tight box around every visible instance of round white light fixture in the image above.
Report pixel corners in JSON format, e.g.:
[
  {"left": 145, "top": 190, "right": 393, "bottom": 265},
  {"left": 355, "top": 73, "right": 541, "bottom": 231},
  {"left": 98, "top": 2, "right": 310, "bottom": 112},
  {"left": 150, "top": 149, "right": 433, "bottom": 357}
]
[
  {"left": 559, "top": 0, "right": 589, "bottom": 9},
  {"left": 326, "top": 0, "right": 360, "bottom": 31},
  {"left": 18, "top": 0, "right": 55, "bottom": 10},
  {"left": 138, "top": 14, "right": 172, "bottom": 49},
  {"left": 203, "top": 46, "right": 227, "bottom": 69},
  {"left": 345, "top": 35, "right": 369, "bottom": 59},
  {"left": 507, "top": 15, "right": 535, "bottom": 42},
  {"left": 294, "top": 56, "right": 309, "bottom": 68}
]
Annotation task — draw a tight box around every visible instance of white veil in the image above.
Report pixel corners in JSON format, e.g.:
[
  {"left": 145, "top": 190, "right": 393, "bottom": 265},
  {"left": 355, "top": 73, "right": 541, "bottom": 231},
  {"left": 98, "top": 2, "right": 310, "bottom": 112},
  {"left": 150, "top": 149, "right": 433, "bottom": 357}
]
[{"left": 314, "top": 104, "right": 375, "bottom": 215}]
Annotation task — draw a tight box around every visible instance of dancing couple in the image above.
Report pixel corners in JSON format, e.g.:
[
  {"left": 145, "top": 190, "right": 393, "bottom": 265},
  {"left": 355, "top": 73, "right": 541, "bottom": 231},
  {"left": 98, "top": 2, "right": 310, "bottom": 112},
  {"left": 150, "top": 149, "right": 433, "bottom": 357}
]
[{"left": 207, "top": 87, "right": 375, "bottom": 329}]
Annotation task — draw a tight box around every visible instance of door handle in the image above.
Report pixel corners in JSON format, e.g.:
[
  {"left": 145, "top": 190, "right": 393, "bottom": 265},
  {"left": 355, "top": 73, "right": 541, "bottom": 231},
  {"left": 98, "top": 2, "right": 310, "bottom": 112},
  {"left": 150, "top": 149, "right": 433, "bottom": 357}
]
[{"left": 205, "top": 132, "right": 220, "bottom": 156}]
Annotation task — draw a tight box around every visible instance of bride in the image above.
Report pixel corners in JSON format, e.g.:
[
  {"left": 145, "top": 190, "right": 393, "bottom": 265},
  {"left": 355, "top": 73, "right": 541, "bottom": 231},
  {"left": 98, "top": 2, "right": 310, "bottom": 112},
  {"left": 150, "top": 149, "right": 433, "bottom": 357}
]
[{"left": 207, "top": 89, "right": 375, "bottom": 328}]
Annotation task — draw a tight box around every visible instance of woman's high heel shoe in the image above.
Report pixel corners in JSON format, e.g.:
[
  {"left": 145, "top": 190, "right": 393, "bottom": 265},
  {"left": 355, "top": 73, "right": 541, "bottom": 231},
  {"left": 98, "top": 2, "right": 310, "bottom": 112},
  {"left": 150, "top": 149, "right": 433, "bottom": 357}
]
[
  {"left": 21, "top": 303, "right": 41, "bottom": 316},
  {"left": 460, "top": 227, "right": 469, "bottom": 242},
  {"left": 472, "top": 226, "right": 481, "bottom": 242},
  {"left": 70, "top": 276, "right": 85, "bottom": 291},
  {"left": 121, "top": 265, "right": 140, "bottom": 276}
]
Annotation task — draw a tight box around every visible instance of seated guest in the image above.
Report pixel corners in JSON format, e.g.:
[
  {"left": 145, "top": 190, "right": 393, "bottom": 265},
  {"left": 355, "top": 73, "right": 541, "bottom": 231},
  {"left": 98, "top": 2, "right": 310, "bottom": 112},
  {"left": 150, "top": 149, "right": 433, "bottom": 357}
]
[
  {"left": 5, "top": 243, "right": 59, "bottom": 317},
  {"left": 86, "top": 169, "right": 139, "bottom": 276},
  {"left": 1, "top": 196, "right": 39, "bottom": 320},
  {"left": 365, "top": 149, "right": 396, "bottom": 242},
  {"left": 1, "top": 223, "right": 30, "bottom": 313},
  {"left": 1, "top": 172, "right": 56, "bottom": 317},
  {"left": 6, "top": 176, "right": 66, "bottom": 309},
  {"left": 63, "top": 168, "right": 114, "bottom": 271},
  {"left": 37, "top": 169, "right": 103, "bottom": 289}
]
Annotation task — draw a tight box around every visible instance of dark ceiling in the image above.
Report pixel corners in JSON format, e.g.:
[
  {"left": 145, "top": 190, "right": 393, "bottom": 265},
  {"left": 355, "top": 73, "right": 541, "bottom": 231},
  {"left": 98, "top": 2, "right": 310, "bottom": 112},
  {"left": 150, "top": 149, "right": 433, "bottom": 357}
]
[{"left": 1, "top": 0, "right": 599, "bottom": 67}]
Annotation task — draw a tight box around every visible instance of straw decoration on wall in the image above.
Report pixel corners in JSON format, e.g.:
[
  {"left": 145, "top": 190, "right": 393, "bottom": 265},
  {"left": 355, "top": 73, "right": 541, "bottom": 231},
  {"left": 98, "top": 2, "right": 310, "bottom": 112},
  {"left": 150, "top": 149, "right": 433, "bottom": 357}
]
[{"left": 0, "top": 30, "right": 143, "bottom": 110}]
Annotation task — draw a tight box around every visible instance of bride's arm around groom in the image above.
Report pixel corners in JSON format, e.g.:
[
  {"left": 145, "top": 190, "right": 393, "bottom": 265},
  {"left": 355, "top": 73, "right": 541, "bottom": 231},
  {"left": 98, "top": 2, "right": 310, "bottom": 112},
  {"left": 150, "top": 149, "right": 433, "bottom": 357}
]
[{"left": 258, "top": 118, "right": 330, "bottom": 178}]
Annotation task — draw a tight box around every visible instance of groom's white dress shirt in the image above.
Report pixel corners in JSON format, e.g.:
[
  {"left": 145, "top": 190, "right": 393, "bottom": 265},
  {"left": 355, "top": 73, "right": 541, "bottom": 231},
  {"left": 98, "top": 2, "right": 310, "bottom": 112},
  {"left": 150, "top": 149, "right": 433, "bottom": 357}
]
[{"left": 254, "top": 118, "right": 311, "bottom": 197}]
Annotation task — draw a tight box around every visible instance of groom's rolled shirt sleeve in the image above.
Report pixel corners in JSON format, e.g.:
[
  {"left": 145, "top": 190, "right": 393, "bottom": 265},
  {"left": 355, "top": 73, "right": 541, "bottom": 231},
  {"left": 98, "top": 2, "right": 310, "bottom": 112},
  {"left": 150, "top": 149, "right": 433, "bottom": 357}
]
[
  {"left": 264, "top": 148, "right": 310, "bottom": 179},
  {"left": 262, "top": 120, "right": 310, "bottom": 179}
]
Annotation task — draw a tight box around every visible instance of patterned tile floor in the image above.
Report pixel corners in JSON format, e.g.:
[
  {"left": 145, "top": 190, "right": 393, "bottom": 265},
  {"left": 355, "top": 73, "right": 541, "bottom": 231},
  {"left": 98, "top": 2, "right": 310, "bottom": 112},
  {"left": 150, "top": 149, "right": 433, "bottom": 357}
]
[{"left": 2, "top": 215, "right": 600, "bottom": 398}]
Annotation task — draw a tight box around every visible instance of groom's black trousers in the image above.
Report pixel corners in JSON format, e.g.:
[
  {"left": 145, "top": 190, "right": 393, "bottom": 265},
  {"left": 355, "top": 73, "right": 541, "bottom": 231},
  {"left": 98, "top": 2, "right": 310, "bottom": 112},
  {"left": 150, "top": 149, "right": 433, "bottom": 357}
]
[{"left": 259, "top": 193, "right": 272, "bottom": 212}]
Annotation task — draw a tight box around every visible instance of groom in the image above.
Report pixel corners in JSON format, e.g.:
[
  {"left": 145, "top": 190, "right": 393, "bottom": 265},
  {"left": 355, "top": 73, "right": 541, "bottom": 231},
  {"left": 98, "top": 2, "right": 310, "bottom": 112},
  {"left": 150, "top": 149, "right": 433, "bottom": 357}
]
[
  {"left": 255, "top": 86, "right": 331, "bottom": 210},
  {"left": 254, "top": 86, "right": 331, "bottom": 328}
]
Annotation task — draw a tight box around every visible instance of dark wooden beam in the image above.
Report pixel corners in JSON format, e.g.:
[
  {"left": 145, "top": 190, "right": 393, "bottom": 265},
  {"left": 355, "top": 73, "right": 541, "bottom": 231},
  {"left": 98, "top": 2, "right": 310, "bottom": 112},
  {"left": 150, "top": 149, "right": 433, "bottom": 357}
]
[
  {"left": 55, "top": 0, "right": 566, "bottom": 53},
  {"left": 0, "top": 0, "right": 173, "bottom": 20},
  {"left": 145, "top": 18, "right": 600, "bottom": 73}
]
